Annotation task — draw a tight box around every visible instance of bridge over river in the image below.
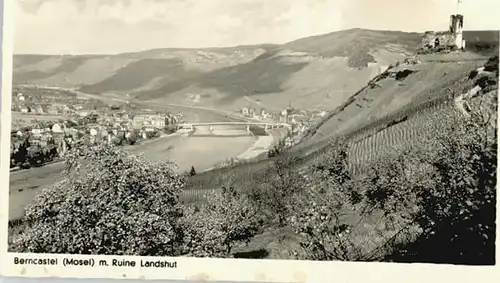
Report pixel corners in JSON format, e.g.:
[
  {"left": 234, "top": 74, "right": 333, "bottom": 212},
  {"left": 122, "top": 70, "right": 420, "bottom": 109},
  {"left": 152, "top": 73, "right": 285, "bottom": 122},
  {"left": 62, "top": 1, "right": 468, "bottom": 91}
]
[{"left": 180, "top": 121, "right": 290, "bottom": 136}]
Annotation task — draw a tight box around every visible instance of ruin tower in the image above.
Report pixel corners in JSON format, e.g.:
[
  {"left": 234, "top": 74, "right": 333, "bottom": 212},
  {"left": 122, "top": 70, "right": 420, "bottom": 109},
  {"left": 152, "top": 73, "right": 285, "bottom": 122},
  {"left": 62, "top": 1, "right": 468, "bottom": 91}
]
[
  {"left": 449, "top": 0, "right": 465, "bottom": 50},
  {"left": 449, "top": 14, "right": 465, "bottom": 50}
]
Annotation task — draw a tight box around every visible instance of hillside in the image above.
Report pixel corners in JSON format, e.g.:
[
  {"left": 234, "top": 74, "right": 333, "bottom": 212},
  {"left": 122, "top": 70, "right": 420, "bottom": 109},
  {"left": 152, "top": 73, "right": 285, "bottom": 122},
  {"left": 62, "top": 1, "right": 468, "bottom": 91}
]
[
  {"left": 184, "top": 53, "right": 498, "bottom": 199},
  {"left": 13, "top": 29, "right": 424, "bottom": 110},
  {"left": 13, "top": 29, "right": 498, "bottom": 112},
  {"left": 294, "top": 51, "right": 498, "bottom": 163}
]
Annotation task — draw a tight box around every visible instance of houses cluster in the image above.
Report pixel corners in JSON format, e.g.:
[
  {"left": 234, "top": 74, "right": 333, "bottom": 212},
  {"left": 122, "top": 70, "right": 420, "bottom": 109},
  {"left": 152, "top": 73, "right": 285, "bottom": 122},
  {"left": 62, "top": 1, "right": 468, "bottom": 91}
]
[
  {"left": 10, "top": 106, "right": 182, "bottom": 170},
  {"left": 240, "top": 107, "right": 276, "bottom": 121},
  {"left": 10, "top": 122, "right": 75, "bottom": 169},
  {"left": 131, "top": 111, "right": 180, "bottom": 131},
  {"left": 240, "top": 105, "right": 328, "bottom": 138},
  {"left": 241, "top": 106, "right": 327, "bottom": 124}
]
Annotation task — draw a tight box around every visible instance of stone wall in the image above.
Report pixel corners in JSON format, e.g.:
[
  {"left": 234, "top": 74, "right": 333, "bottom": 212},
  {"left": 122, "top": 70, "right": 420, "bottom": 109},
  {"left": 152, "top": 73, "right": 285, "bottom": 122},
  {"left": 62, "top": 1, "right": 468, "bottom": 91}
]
[
  {"left": 419, "top": 31, "right": 459, "bottom": 53},
  {"left": 421, "top": 31, "right": 457, "bottom": 48}
]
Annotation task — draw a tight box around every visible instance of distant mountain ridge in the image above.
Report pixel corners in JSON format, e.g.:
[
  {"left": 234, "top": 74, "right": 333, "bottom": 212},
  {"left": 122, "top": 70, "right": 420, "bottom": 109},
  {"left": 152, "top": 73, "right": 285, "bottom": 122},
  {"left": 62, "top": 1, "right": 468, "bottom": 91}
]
[{"left": 13, "top": 29, "right": 498, "bottom": 110}]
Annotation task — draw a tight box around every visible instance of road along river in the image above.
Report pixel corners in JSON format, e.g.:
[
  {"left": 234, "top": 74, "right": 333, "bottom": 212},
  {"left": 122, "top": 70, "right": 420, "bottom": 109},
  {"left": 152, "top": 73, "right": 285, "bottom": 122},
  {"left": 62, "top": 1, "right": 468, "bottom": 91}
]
[{"left": 8, "top": 125, "right": 276, "bottom": 221}]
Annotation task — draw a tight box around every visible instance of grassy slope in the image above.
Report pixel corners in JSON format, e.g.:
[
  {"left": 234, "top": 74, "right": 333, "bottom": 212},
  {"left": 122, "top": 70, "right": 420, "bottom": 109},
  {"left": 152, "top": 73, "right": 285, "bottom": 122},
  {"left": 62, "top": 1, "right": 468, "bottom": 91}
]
[{"left": 13, "top": 29, "right": 423, "bottom": 110}]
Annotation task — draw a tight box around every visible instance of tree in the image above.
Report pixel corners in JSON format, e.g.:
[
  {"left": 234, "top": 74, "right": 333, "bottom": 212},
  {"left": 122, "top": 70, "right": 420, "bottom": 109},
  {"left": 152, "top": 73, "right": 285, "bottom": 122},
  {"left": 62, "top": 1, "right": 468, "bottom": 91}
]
[
  {"left": 48, "top": 144, "right": 59, "bottom": 160},
  {"left": 289, "top": 137, "right": 435, "bottom": 261},
  {"left": 27, "top": 145, "right": 44, "bottom": 167},
  {"left": 290, "top": 106, "right": 497, "bottom": 264},
  {"left": 182, "top": 186, "right": 263, "bottom": 257},
  {"left": 267, "top": 139, "right": 286, "bottom": 158},
  {"left": 289, "top": 140, "right": 382, "bottom": 261},
  {"left": 247, "top": 151, "right": 304, "bottom": 228},
  {"left": 111, "top": 135, "right": 124, "bottom": 146},
  {"left": 23, "top": 136, "right": 31, "bottom": 148},
  {"left": 10, "top": 152, "right": 15, "bottom": 168},
  {"left": 9, "top": 142, "right": 187, "bottom": 256},
  {"left": 164, "top": 125, "right": 177, "bottom": 135},
  {"left": 41, "top": 146, "right": 50, "bottom": 163},
  {"left": 189, "top": 166, "right": 196, "bottom": 176},
  {"left": 390, "top": 108, "right": 497, "bottom": 264},
  {"left": 13, "top": 140, "right": 28, "bottom": 167},
  {"left": 126, "top": 132, "right": 138, "bottom": 145}
]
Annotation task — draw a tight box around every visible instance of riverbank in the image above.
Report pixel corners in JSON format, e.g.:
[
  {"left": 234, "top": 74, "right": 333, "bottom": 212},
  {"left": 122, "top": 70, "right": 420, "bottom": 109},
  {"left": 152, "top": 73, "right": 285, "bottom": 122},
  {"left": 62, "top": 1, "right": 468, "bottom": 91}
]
[
  {"left": 201, "top": 128, "right": 289, "bottom": 173},
  {"left": 163, "top": 135, "right": 256, "bottom": 173},
  {"left": 236, "top": 136, "right": 274, "bottom": 160}
]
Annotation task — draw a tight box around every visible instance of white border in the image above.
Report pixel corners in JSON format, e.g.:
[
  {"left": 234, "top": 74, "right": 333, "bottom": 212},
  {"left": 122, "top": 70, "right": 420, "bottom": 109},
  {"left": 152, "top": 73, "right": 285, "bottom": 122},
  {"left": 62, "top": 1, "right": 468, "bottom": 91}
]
[
  {"left": 0, "top": 0, "right": 499, "bottom": 281},
  {"left": 1, "top": 0, "right": 14, "bottom": 275}
]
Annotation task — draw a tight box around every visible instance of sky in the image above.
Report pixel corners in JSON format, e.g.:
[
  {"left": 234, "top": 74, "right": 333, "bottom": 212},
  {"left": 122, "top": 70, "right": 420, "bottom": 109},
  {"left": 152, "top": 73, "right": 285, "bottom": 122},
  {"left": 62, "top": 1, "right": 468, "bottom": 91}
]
[{"left": 12, "top": 0, "right": 500, "bottom": 54}]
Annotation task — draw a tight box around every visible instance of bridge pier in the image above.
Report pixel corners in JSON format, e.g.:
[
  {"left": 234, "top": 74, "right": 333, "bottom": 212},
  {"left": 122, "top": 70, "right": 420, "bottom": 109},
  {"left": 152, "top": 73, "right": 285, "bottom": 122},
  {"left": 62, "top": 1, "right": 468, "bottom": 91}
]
[{"left": 246, "top": 125, "right": 250, "bottom": 135}]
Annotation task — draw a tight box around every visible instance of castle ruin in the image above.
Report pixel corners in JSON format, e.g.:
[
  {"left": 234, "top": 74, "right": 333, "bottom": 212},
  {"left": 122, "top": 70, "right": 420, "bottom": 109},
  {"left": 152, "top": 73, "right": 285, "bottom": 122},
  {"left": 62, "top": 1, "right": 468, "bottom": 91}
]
[{"left": 419, "top": 13, "right": 466, "bottom": 53}]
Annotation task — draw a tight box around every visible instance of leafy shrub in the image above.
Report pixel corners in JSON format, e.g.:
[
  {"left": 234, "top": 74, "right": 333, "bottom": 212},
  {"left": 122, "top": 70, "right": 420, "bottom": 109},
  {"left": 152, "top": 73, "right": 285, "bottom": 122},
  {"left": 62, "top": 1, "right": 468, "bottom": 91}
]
[
  {"left": 163, "top": 125, "right": 178, "bottom": 135},
  {"left": 288, "top": 140, "right": 399, "bottom": 261},
  {"left": 389, "top": 109, "right": 497, "bottom": 264},
  {"left": 126, "top": 133, "right": 138, "bottom": 145},
  {"left": 9, "top": 142, "right": 187, "bottom": 256},
  {"left": 246, "top": 152, "right": 304, "bottom": 227},
  {"left": 111, "top": 135, "right": 125, "bottom": 146},
  {"left": 289, "top": 107, "right": 496, "bottom": 264},
  {"left": 182, "top": 186, "right": 263, "bottom": 257},
  {"left": 27, "top": 146, "right": 44, "bottom": 167}
]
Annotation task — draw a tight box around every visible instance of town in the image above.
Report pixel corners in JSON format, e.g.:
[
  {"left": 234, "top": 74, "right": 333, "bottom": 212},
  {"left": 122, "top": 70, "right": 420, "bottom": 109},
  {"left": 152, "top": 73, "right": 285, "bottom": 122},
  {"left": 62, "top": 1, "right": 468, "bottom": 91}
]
[
  {"left": 10, "top": 86, "right": 328, "bottom": 171},
  {"left": 10, "top": 86, "right": 183, "bottom": 170},
  {"left": 238, "top": 104, "right": 329, "bottom": 147}
]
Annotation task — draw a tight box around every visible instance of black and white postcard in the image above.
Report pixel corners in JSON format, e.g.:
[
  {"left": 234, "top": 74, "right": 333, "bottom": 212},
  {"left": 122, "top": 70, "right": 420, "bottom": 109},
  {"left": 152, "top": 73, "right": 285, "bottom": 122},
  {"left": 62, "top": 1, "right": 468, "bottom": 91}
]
[{"left": 0, "top": 0, "right": 498, "bottom": 281}]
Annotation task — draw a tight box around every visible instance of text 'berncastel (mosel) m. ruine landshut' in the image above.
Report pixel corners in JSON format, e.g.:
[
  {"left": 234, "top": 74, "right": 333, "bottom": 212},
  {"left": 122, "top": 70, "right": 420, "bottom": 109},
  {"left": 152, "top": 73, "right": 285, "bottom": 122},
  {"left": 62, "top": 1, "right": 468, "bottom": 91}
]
[{"left": 3, "top": 0, "right": 499, "bottom": 273}]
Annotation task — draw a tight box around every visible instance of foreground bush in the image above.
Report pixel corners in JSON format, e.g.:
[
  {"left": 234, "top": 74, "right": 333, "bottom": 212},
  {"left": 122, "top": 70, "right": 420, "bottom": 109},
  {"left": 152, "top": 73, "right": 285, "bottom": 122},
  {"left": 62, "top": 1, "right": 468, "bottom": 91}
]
[
  {"left": 183, "top": 186, "right": 263, "bottom": 257},
  {"left": 290, "top": 108, "right": 496, "bottom": 264},
  {"left": 9, "top": 141, "right": 264, "bottom": 258},
  {"left": 390, "top": 108, "right": 497, "bottom": 264},
  {"left": 10, "top": 143, "right": 187, "bottom": 256},
  {"left": 289, "top": 139, "right": 409, "bottom": 261},
  {"left": 246, "top": 152, "right": 305, "bottom": 227}
]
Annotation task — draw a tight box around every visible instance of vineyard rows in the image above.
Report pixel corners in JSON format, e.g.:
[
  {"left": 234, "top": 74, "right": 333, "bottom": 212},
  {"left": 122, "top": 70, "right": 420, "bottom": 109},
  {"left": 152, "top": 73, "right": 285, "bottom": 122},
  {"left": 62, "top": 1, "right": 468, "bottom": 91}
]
[
  {"left": 335, "top": 61, "right": 482, "bottom": 143},
  {"left": 347, "top": 102, "right": 457, "bottom": 174},
  {"left": 345, "top": 96, "right": 451, "bottom": 144}
]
